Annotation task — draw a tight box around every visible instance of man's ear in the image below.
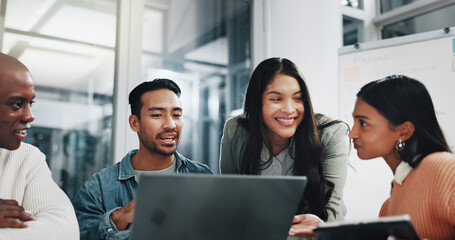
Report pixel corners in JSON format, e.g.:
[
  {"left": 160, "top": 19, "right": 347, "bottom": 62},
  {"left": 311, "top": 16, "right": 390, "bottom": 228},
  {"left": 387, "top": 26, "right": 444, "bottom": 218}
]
[
  {"left": 399, "top": 121, "right": 415, "bottom": 141},
  {"left": 129, "top": 115, "right": 140, "bottom": 133}
]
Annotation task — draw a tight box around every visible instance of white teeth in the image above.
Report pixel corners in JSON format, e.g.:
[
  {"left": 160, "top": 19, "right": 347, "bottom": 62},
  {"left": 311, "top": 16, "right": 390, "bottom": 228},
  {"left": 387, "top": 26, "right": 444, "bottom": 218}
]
[
  {"left": 276, "top": 118, "right": 294, "bottom": 123},
  {"left": 16, "top": 130, "right": 27, "bottom": 135},
  {"left": 162, "top": 137, "right": 174, "bottom": 140}
]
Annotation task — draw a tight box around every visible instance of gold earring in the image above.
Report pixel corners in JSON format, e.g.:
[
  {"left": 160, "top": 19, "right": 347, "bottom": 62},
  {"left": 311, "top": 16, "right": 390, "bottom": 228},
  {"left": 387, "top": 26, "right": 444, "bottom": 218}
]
[{"left": 396, "top": 138, "right": 405, "bottom": 151}]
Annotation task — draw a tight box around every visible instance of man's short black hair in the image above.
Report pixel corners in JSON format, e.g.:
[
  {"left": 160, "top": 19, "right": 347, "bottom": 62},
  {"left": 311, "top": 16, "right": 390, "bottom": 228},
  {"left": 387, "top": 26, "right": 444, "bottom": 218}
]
[{"left": 128, "top": 78, "right": 181, "bottom": 119}]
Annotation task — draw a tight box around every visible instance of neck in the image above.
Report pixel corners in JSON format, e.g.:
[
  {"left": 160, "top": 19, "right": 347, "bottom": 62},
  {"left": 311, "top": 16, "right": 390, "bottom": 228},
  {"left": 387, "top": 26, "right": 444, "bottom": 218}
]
[
  {"left": 383, "top": 150, "right": 402, "bottom": 174},
  {"left": 131, "top": 147, "right": 175, "bottom": 171},
  {"left": 270, "top": 138, "right": 289, "bottom": 156}
]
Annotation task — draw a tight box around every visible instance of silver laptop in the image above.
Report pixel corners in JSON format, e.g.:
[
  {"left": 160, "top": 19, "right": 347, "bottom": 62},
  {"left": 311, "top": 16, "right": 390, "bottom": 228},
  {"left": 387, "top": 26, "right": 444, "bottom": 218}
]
[{"left": 130, "top": 174, "right": 307, "bottom": 240}]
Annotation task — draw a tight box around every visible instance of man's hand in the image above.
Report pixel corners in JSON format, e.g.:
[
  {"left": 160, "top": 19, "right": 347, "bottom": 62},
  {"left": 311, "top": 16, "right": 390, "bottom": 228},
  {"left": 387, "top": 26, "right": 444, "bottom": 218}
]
[
  {"left": 0, "top": 199, "right": 34, "bottom": 228},
  {"left": 111, "top": 199, "right": 136, "bottom": 231},
  {"left": 288, "top": 214, "right": 323, "bottom": 238}
]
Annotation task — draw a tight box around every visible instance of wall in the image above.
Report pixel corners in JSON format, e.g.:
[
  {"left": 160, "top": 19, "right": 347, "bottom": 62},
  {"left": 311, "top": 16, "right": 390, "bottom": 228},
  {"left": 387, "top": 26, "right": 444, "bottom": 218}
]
[{"left": 253, "top": 0, "right": 342, "bottom": 118}]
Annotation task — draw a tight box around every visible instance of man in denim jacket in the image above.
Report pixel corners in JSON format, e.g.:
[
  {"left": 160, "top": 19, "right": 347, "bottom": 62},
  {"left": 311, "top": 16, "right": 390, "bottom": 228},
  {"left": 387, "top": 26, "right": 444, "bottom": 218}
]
[{"left": 73, "top": 79, "right": 212, "bottom": 239}]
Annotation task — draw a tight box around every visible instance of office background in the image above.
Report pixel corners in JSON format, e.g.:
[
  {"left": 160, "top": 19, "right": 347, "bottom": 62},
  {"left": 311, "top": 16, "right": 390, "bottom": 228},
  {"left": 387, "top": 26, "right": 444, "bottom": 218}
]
[{"left": 0, "top": 0, "right": 454, "bottom": 219}]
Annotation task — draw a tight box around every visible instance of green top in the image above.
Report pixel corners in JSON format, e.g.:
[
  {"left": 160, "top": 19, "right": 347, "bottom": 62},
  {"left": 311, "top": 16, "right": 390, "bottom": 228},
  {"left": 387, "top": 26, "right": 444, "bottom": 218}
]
[{"left": 219, "top": 114, "right": 350, "bottom": 221}]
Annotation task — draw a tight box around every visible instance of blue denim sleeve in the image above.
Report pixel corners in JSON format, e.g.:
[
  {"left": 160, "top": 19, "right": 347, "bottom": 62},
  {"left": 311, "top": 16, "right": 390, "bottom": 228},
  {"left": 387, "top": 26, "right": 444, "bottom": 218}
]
[
  {"left": 103, "top": 208, "right": 131, "bottom": 240},
  {"left": 73, "top": 180, "right": 130, "bottom": 239}
]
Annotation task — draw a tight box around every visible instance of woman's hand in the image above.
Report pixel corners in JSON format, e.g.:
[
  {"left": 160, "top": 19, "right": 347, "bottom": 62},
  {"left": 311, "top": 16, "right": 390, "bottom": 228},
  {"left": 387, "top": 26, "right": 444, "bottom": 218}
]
[{"left": 289, "top": 214, "right": 323, "bottom": 237}]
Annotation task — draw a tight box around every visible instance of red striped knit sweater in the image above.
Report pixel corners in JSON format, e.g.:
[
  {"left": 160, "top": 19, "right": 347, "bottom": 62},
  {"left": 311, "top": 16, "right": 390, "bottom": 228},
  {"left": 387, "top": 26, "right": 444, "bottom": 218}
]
[{"left": 379, "top": 152, "right": 455, "bottom": 240}]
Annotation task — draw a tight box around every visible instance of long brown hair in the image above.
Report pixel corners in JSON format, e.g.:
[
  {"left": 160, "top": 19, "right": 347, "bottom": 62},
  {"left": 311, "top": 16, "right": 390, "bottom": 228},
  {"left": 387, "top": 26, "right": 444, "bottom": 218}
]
[{"left": 239, "top": 57, "right": 333, "bottom": 220}]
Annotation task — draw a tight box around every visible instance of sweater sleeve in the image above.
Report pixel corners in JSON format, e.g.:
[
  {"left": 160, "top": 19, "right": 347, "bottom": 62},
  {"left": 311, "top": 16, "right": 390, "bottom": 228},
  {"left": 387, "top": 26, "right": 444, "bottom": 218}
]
[
  {"left": 0, "top": 147, "right": 79, "bottom": 240},
  {"left": 446, "top": 191, "right": 455, "bottom": 226},
  {"left": 379, "top": 198, "right": 390, "bottom": 217},
  {"left": 320, "top": 122, "right": 350, "bottom": 221},
  {"left": 437, "top": 155, "right": 455, "bottom": 226}
]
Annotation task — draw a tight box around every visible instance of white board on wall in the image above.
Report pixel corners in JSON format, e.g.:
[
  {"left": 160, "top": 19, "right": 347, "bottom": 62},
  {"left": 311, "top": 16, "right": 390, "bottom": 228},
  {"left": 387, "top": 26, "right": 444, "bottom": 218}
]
[{"left": 338, "top": 27, "right": 455, "bottom": 220}]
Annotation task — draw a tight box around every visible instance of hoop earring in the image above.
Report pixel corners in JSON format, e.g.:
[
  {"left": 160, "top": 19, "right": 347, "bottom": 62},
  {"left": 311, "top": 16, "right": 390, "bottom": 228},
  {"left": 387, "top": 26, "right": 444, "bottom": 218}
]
[{"left": 396, "top": 138, "right": 405, "bottom": 151}]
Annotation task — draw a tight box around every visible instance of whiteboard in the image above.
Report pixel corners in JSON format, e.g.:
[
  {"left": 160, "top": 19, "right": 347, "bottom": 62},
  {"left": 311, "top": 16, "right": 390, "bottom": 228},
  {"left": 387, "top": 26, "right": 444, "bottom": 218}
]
[{"left": 338, "top": 27, "right": 455, "bottom": 220}]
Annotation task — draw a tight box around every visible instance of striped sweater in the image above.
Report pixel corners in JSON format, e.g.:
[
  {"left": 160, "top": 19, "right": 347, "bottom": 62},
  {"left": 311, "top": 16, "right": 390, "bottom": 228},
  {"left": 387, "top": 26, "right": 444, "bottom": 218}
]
[
  {"left": 0, "top": 143, "right": 79, "bottom": 239},
  {"left": 380, "top": 152, "right": 455, "bottom": 240}
]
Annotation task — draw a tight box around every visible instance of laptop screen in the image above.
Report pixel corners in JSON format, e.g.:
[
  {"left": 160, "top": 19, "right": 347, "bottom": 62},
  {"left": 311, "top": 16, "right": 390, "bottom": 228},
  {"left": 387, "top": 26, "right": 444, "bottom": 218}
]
[{"left": 130, "top": 174, "right": 307, "bottom": 240}]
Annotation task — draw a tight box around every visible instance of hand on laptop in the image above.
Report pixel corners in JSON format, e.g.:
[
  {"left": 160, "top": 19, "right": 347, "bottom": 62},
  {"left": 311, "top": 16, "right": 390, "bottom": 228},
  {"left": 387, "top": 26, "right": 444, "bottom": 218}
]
[
  {"left": 111, "top": 198, "right": 136, "bottom": 231},
  {"left": 288, "top": 214, "right": 323, "bottom": 238},
  {"left": 0, "top": 199, "right": 34, "bottom": 228},
  {"left": 387, "top": 236, "right": 428, "bottom": 240}
]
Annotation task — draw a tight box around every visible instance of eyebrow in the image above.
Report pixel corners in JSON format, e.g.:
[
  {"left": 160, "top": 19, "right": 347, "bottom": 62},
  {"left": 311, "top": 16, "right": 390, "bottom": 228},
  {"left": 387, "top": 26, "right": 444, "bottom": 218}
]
[
  {"left": 266, "top": 90, "right": 302, "bottom": 95},
  {"left": 352, "top": 114, "right": 368, "bottom": 119},
  {"left": 147, "top": 107, "right": 182, "bottom": 111},
  {"left": 8, "top": 96, "right": 35, "bottom": 101}
]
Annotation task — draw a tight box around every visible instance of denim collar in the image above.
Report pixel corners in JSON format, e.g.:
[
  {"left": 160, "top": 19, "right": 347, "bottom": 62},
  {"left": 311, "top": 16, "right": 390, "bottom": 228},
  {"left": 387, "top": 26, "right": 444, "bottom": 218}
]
[
  {"left": 118, "top": 149, "right": 138, "bottom": 181},
  {"left": 117, "top": 149, "right": 186, "bottom": 181}
]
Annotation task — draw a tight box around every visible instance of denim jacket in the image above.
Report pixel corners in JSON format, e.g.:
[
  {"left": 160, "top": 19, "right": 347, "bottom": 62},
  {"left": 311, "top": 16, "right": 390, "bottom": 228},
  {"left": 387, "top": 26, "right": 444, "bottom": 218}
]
[{"left": 72, "top": 150, "right": 212, "bottom": 240}]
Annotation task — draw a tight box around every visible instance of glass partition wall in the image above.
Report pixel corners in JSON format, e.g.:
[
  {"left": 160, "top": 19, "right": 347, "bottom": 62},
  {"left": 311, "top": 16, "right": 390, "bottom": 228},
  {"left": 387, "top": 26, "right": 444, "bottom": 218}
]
[
  {"left": 1, "top": 0, "right": 117, "bottom": 199},
  {"left": 141, "top": 0, "right": 251, "bottom": 172}
]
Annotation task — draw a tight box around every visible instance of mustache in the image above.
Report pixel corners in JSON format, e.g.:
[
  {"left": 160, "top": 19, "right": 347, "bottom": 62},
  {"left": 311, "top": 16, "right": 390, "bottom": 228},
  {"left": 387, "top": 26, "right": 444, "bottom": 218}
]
[{"left": 157, "top": 130, "right": 179, "bottom": 138}]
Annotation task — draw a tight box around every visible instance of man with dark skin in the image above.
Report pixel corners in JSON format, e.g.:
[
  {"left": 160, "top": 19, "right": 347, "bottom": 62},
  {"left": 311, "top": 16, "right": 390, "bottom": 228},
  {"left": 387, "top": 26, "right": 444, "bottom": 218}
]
[{"left": 0, "top": 53, "right": 78, "bottom": 239}]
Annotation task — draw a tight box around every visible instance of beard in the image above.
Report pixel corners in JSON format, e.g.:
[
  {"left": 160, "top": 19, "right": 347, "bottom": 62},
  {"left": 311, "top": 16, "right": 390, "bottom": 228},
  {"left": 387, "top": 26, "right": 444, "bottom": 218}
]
[
  {"left": 139, "top": 131, "right": 179, "bottom": 157},
  {"left": 147, "top": 143, "right": 176, "bottom": 156}
]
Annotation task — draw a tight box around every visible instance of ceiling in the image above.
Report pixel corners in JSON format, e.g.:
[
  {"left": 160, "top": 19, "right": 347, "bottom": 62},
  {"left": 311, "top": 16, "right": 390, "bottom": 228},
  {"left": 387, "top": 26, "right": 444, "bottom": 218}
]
[
  {"left": 3, "top": 0, "right": 117, "bottom": 95},
  {"left": 2, "top": 0, "right": 249, "bottom": 96}
]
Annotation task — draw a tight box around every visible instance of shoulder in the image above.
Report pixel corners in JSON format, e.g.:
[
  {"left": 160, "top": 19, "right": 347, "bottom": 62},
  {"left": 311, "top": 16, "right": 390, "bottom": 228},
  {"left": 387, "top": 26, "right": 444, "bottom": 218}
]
[
  {"left": 3, "top": 142, "right": 45, "bottom": 158},
  {"left": 224, "top": 116, "right": 246, "bottom": 133},
  {"left": 175, "top": 152, "right": 212, "bottom": 173},
  {"left": 17, "top": 142, "right": 45, "bottom": 155},
  {"left": 317, "top": 115, "right": 349, "bottom": 135},
  {"left": 95, "top": 162, "right": 121, "bottom": 177},
  {"left": 82, "top": 161, "right": 122, "bottom": 189},
  {"left": 74, "top": 161, "right": 122, "bottom": 203},
  {"left": 92, "top": 150, "right": 136, "bottom": 180},
  {"left": 418, "top": 152, "right": 455, "bottom": 175},
  {"left": 90, "top": 161, "right": 121, "bottom": 180},
  {"left": 423, "top": 151, "right": 455, "bottom": 161},
  {"left": 223, "top": 116, "right": 249, "bottom": 141},
  {"left": 225, "top": 116, "right": 240, "bottom": 128},
  {"left": 0, "top": 143, "right": 46, "bottom": 167},
  {"left": 316, "top": 115, "right": 349, "bottom": 145},
  {"left": 417, "top": 152, "right": 455, "bottom": 207},
  {"left": 415, "top": 152, "right": 455, "bottom": 194},
  {"left": 315, "top": 115, "right": 350, "bottom": 161}
]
